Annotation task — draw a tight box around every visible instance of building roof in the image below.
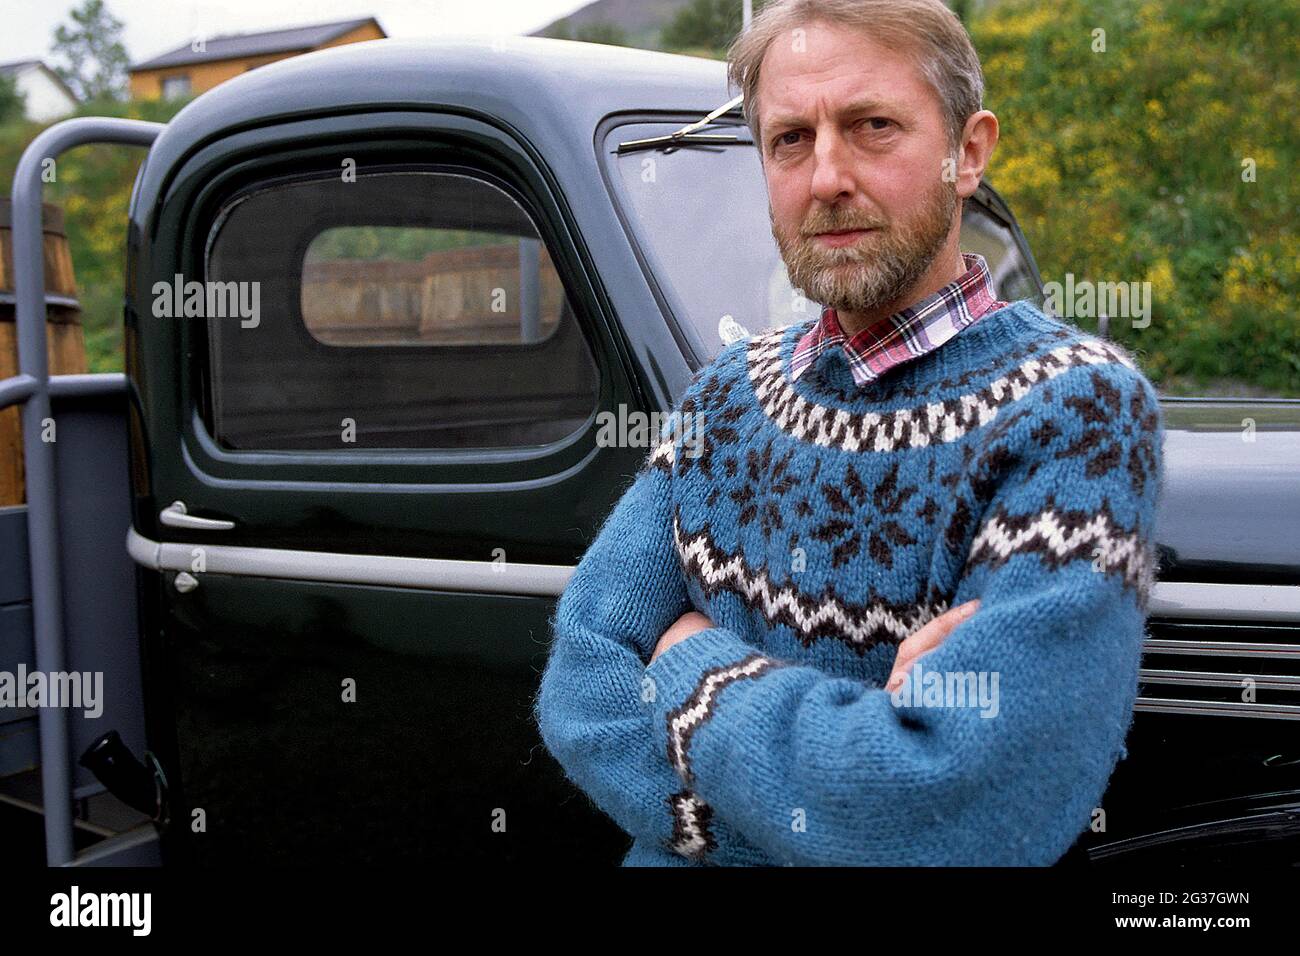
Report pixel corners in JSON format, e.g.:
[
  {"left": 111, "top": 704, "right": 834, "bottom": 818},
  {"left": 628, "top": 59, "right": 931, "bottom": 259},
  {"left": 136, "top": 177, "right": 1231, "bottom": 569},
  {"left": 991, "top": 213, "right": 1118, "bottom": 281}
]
[
  {"left": 0, "top": 58, "right": 79, "bottom": 101},
  {"left": 130, "top": 16, "right": 382, "bottom": 72}
]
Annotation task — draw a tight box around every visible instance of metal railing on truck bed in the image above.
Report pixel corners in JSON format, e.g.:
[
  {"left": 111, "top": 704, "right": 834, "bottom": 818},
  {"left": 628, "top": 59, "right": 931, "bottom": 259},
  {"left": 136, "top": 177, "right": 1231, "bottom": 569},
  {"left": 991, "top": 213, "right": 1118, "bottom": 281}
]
[{"left": 2, "top": 118, "right": 162, "bottom": 865}]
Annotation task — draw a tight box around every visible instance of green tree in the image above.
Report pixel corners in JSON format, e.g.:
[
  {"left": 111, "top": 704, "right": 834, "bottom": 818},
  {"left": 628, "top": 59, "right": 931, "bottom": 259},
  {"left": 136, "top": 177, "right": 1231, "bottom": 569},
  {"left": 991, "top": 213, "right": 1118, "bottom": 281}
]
[
  {"left": 576, "top": 21, "right": 631, "bottom": 47},
  {"left": 973, "top": 0, "right": 1298, "bottom": 396},
  {"left": 0, "top": 96, "right": 189, "bottom": 371},
  {"left": 50, "top": 0, "right": 130, "bottom": 104},
  {"left": 0, "top": 74, "right": 27, "bottom": 125},
  {"left": 662, "top": 0, "right": 768, "bottom": 55},
  {"left": 546, "top": 19, "right": 631, "bottom": 47},
  {"left": 661, "top": 1, "right": 981, "bottom": 56}
]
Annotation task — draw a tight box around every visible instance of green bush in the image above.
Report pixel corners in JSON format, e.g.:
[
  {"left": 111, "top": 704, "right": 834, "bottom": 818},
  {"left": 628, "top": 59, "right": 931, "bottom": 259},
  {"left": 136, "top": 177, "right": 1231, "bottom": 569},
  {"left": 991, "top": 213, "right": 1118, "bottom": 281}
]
[
  {"left": 0, "top": 96, "right": 187, "bottom": 372},
  {"left": 972, "top": 0, "right": 1299, "bottom": 396}
]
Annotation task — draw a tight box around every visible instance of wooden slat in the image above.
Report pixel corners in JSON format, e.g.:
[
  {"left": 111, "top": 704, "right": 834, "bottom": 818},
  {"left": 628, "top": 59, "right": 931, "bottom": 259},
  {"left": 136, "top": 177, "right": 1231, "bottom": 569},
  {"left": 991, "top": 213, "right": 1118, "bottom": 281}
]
[{"left": 0, "top": 200, "right": 86, "bottom": 506}]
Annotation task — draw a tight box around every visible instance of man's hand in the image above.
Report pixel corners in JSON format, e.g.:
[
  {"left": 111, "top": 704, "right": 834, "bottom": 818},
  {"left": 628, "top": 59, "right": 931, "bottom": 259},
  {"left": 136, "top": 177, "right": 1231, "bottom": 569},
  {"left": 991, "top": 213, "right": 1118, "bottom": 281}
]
[
  {"left": 650, "top": 600, "right": 980, "bottom": 678},
  {"left": 884, "top": 599, "right": 981, "bottom": 692},
  {"left": 649, "top": 611, "right": 714, "bottom": 664}
]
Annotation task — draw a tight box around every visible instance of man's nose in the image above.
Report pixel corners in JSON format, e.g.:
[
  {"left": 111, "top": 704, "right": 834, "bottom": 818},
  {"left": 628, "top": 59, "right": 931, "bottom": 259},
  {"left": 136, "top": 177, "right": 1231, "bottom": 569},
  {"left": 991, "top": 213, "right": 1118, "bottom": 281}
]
[{"left": 809, "top": 130, "right": 857, "bottom": 204}]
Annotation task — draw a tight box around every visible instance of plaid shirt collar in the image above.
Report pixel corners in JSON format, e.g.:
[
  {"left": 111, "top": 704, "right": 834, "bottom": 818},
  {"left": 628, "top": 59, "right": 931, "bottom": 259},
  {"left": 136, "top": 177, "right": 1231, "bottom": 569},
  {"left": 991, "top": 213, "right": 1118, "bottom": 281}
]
[{"left": 789, "top": 253, "right": 1008, "bottom": 388}]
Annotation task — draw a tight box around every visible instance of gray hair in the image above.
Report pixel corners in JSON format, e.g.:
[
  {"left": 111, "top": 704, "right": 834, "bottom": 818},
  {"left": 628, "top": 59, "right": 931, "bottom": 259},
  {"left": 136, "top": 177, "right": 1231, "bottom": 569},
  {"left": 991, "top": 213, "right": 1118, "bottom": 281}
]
[{"left": 727, "top": 0, "right": 985, "bottom": 153}]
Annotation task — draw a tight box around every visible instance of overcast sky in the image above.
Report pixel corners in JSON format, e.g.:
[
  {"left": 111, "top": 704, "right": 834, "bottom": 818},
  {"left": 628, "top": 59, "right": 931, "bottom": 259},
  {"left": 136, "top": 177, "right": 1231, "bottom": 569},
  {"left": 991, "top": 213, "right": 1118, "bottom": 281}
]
[{"left": 3, "top": 0, "right": 596, "bottom": 67}]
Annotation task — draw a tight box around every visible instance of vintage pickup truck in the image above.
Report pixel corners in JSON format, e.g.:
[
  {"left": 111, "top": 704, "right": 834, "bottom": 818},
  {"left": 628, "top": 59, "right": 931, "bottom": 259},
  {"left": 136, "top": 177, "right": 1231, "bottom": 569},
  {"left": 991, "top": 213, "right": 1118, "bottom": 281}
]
[{"left": 2, "top": 34, "right": 1298, "bottom": 867}]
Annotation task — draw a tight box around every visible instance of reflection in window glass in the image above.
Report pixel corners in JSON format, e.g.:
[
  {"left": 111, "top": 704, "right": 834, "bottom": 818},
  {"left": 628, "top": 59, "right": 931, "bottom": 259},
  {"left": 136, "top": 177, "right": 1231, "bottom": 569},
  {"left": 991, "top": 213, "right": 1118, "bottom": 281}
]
[{"left": 302, "top": 227, "right": 564, "bottom": 346}]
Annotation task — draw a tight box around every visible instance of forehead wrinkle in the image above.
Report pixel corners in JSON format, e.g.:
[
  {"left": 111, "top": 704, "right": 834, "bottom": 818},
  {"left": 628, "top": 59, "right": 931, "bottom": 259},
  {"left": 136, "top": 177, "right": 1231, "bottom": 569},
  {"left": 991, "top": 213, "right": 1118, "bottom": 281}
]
[{"left": 764, "top": 93, "right": 916, "bottom": 132}]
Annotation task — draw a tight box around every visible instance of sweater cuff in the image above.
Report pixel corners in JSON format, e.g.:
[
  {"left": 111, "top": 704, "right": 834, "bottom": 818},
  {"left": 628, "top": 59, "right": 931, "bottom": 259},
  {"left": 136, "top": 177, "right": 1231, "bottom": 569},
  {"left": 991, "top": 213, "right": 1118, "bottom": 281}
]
[{"left": 644, "top": 626, "right": 775, "bottom": 789}]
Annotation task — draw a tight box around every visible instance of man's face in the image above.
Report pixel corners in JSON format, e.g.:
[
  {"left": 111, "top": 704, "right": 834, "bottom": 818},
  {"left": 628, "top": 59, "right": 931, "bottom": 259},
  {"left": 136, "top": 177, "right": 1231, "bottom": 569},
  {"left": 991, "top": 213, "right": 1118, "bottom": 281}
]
[{"left": 758, "top": 20, "right": 960, "bottom": 317}]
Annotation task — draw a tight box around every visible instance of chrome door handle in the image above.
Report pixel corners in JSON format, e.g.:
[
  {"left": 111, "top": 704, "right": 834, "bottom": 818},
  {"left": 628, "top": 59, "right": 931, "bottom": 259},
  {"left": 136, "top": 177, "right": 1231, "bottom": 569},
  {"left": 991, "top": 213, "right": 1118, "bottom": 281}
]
[{"left": 159, "top": 500, "right": 235, "bottom": 531}]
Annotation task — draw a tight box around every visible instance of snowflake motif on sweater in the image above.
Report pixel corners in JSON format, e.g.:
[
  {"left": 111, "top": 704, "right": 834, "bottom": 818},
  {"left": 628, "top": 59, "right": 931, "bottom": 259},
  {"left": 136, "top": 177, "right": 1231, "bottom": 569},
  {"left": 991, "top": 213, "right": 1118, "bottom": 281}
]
[{"left": 534, "top": 300, "right": 1166, "bottom": 867}]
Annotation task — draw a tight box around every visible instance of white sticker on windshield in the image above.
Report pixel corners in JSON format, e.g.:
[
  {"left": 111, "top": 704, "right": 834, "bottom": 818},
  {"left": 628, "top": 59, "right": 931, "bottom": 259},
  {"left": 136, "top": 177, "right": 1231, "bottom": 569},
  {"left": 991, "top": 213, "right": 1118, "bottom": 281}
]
[{"left": 718, "top": 314, "right": 750, "bottom": 344}]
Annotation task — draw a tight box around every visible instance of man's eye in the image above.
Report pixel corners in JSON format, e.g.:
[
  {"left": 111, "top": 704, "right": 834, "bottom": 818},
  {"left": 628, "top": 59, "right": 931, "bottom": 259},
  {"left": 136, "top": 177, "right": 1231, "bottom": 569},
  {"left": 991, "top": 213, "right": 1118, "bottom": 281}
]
[
  {"left": 864, "top": 117, "right": 893, "bottom": 131},
  {"left": 775, "top": 131, "right": 802, "bottom": 148}
]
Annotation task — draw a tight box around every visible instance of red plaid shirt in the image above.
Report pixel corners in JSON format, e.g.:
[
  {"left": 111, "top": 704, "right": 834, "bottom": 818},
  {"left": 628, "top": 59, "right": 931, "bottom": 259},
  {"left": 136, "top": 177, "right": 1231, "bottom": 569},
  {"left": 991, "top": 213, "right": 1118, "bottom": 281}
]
[{"left": 789, "top": 253, "right": 1009, "bottom": 387}]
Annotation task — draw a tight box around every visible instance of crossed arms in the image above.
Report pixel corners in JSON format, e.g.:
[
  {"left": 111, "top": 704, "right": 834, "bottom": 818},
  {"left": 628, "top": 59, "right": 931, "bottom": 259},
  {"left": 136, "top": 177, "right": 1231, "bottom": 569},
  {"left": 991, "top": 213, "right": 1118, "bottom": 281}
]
[{"left": 534, "top": 361, "right": 1163, "bottom": 865}]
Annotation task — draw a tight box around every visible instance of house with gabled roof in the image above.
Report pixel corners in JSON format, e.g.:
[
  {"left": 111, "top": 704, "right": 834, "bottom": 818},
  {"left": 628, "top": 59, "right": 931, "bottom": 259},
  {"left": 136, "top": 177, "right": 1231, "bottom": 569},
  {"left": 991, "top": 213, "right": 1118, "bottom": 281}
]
[
  {"left": 128, "top": 16, "right": 386, "bottom": 101},
  {"left": 0, "top": 59, "right": 79, "bottom": 121}
]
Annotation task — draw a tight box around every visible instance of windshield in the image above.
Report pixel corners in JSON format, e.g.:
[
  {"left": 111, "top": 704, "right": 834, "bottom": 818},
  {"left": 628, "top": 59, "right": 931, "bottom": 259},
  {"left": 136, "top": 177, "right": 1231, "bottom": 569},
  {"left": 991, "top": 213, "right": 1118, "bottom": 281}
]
[{"left": 603, "top": 120, "right": 1044, "bottom": 363}]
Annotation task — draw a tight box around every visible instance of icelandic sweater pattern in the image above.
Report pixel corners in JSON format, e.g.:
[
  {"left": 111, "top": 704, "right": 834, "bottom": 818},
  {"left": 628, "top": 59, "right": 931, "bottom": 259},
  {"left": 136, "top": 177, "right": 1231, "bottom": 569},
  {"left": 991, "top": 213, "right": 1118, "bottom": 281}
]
[{"left": 534, "top": 300, "right": 1165, "bottom": 866}]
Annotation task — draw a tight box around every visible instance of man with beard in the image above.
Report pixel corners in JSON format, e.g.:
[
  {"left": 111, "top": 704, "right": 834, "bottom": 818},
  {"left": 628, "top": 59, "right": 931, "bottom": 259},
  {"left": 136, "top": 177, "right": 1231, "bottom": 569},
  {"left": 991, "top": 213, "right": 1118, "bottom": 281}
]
[{"left": 535, "top": 0, "right": 1165, "bottom": 866}]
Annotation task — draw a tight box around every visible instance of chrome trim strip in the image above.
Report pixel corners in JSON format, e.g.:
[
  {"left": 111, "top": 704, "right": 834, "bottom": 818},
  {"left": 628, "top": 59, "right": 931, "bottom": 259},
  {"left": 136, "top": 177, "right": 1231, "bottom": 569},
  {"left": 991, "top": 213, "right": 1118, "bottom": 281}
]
[
  {"left": 1147, "top": 581, "right": 1300, "bottom": 623},
  {"left": 1139, "top": 669, "right": 1300, "bottom": 691},
  {"left": 1134, "top": 697, "right": 1300, "bottom": 720},
  {"left": 126, "top": 527, "right": 1300, "bottom": 619},
  {"left": 126, "top": 527, "right": 574, "bottom": 597},
  {"left": 1144, "top": 639, "right": 1300, "bottom": 659},
  {"left": 1086, "top": 809, "right": 1300, "bottom": 861}
]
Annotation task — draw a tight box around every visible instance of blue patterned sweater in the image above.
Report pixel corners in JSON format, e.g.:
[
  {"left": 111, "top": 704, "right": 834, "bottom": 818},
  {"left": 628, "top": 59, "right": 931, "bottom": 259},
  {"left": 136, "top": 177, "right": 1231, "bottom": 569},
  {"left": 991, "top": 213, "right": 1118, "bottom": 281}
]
[{"left": 534, "top": 300, "right": 1165, "bottom": 866}]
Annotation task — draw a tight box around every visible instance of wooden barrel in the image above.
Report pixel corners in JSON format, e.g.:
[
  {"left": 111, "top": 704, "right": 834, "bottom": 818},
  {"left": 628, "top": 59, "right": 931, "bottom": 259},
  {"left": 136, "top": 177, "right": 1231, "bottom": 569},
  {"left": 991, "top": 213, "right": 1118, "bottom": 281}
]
[{"left": 0, "top": 198, "right": 88, "bottom": 506}]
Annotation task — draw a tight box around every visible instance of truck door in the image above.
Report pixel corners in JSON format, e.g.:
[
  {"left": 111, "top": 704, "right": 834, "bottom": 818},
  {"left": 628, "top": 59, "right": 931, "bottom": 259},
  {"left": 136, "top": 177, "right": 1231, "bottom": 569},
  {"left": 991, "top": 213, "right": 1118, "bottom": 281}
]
[{"left": 127, "top": 112, "right": 646, "bottom": 864}]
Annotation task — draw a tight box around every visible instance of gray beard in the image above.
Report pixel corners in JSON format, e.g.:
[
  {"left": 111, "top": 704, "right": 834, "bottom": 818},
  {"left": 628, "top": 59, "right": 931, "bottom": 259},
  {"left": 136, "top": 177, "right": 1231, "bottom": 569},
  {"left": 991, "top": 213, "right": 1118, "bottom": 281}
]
[{"left": 775, "top": 183, "right": 957, "bottom": 316}]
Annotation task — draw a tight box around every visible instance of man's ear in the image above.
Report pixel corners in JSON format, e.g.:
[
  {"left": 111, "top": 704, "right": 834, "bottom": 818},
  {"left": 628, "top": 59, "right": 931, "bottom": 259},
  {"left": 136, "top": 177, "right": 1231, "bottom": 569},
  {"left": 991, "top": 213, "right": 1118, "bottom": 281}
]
[{"left": 955, "top": 110, "right": 999, "bottom": 199}]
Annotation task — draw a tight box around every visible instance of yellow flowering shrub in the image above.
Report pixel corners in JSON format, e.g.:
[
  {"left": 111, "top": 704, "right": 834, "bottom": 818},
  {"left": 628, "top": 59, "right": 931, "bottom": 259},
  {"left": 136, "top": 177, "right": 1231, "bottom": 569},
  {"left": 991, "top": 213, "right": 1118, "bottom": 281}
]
[{"left": 972, "top": 0, "right": 1298, "bottom": 396}]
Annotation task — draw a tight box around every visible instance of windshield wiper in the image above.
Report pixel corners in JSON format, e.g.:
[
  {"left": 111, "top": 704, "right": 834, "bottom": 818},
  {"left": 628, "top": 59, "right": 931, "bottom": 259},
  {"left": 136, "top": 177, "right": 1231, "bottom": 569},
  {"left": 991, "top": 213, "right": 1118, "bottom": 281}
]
[{"left": 616, "top": 94, "right": 748, "bottom": 153}]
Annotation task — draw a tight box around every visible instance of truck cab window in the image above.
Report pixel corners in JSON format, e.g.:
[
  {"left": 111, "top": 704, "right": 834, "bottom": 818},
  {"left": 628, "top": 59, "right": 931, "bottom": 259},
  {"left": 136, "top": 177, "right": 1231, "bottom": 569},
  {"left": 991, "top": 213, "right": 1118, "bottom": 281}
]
[{"left": 203, "top": 169, "right": 597, "bottom": 451}]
